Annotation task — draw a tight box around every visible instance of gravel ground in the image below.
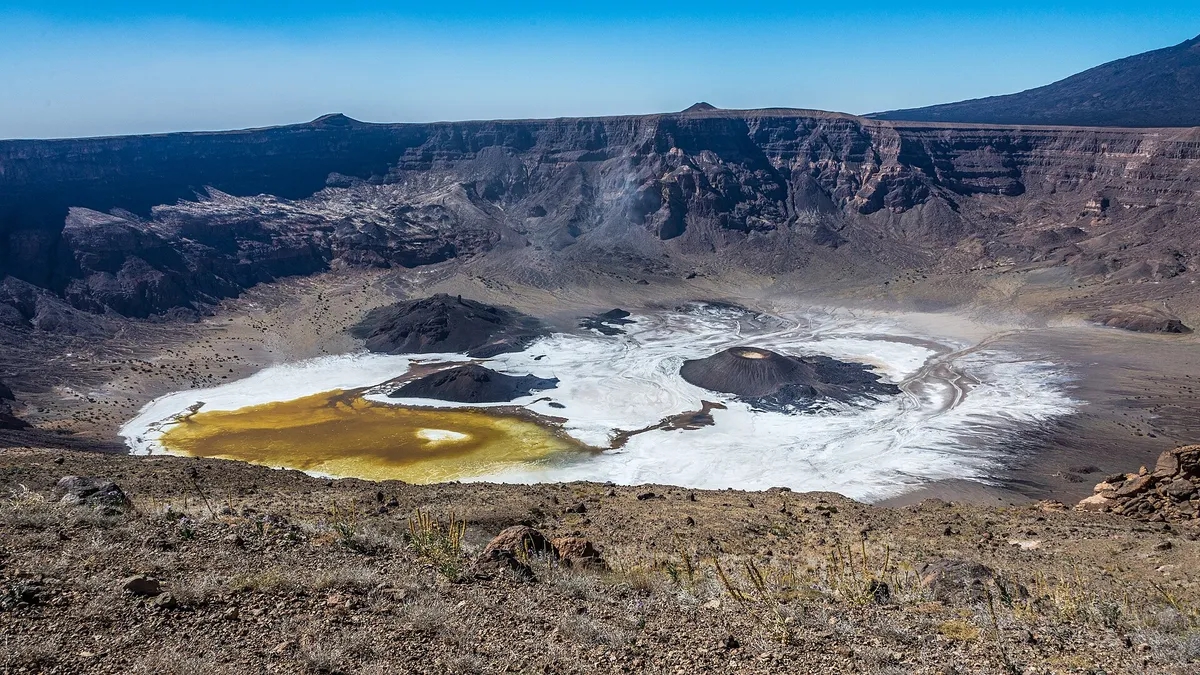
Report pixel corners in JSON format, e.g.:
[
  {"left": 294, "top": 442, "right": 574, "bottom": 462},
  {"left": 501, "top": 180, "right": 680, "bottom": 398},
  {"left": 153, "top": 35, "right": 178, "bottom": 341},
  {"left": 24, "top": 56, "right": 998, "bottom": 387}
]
[{"left": 3, "top": 447, "right": 1200, "bottom": 674}]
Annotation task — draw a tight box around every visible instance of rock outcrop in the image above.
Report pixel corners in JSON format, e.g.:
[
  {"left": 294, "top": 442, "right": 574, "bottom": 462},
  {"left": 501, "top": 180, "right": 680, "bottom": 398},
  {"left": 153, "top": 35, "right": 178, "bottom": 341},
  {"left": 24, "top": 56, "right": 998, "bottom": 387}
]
[
  {"left": 351, "top": 295, "right": 548, "bottom": 357},
  {"left": 1077, "top": 445, "right": 1200, "bottom": 520},
  {"left": 679, "top": 347, "right": 899, "bottom": 412},
  {"left": 53, "top": 476, "right": 131, "bottom": 511},
  {"left": 0, "top": 379, "right": 28, "bottom": 430},
  {"left": 389, "top": 364, "right": 557, "bottom": 403},
  {"left": 1093, "top": 310, "right": 1192, "bottom": 334}
]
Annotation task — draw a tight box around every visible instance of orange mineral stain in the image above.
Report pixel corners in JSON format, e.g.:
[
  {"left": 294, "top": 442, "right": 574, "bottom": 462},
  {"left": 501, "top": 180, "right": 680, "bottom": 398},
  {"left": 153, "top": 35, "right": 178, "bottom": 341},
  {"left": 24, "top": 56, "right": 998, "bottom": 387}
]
[{"left": 157, "top": 390, "right": 586, "bottom": 483}]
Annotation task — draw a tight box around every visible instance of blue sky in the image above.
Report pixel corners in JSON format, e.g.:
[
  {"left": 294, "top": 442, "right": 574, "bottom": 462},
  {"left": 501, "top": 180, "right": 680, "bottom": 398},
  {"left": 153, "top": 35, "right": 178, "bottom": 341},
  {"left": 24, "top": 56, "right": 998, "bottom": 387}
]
[{"left": 2, "top": 2, "right": 1198, "bottom": 139}]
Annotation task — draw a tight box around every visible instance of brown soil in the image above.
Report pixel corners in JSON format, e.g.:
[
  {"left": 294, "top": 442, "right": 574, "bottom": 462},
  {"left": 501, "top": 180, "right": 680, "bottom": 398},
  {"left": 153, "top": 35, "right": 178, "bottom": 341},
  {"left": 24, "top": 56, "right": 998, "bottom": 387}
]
[{"left": 4, "top": 447, "right": 1200, "bottom": 674}]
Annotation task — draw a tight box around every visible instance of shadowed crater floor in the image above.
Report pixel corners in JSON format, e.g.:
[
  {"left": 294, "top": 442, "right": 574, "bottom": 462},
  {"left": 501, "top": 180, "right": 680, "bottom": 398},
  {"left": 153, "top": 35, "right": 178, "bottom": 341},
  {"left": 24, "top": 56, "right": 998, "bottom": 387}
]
[{"left": 679, "top": 347, "right": 900, "bottom": 412}]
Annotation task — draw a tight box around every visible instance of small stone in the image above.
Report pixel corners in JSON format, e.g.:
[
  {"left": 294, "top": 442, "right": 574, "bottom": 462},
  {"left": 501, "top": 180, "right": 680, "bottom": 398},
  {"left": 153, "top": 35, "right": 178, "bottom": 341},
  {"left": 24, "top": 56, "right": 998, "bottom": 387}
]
[
  {"left": 121, "top": 575, "right": 161, "bottom": 596},
  {"left": 1155, "top": 540, "right": 1173, "bottom": 551},
  {"left": 563, "top": 502, "right": 587, "bottom": 514},
  {"left": 223, "top": 607, "right": 239, "bottom": 621},
  {"left": 720, "top": 635, "right": 740, "bottom": 650},
  {"left": 153, "top": 593, "right": 177, "bottom": 609},
  {"left": 703, "top": 599, "right": 721, "bottom": 609},
  {"left": 636, "top": 491, "right": 657, "bottom": 501}
]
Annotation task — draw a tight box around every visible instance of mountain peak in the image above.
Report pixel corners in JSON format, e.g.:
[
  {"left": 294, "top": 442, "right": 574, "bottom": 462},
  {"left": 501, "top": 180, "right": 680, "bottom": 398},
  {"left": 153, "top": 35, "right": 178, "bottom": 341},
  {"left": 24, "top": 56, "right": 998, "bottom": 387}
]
[
  {"left": 682, "top": 102, "right": 718, "bottom": 113},
  {"left": 870, "top": 34, "right": 1200, "bottom": 127},
  {"left": 310, "top": 113, "right": 358, "bottom": 127}
]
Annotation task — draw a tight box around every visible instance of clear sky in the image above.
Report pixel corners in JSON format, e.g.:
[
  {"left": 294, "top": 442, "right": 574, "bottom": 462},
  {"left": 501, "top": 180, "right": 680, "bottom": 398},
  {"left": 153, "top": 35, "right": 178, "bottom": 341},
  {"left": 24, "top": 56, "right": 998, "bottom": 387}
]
[{"left": 2, "top": 1, "right": 1198, "bottom": 139}]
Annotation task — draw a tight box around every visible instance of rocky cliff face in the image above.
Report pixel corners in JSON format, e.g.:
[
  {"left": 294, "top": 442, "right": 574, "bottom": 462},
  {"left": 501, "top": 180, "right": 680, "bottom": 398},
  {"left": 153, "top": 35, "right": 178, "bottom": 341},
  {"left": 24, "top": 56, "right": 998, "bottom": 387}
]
[{"left": 3, "top": 109, "right": 1200, "bottom": 322}]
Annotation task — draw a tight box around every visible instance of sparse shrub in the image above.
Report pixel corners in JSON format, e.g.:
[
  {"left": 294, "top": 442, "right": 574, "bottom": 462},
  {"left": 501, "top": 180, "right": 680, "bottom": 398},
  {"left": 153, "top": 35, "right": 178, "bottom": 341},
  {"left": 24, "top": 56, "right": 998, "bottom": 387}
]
[
  {"left": 938, "top": 619, "right": 980, "bottom": 641},
  {"left": 132, "top": 651, "right": 225, "bottom": 674},
  {"left": 313, "top": 566, "right": 382, "bottom": 594},
  {"left": 405, "top": 508, "right": 465, "bottom": 579},
  {"left": 229, "top": 567, "right": 299, "bottom": 594}
]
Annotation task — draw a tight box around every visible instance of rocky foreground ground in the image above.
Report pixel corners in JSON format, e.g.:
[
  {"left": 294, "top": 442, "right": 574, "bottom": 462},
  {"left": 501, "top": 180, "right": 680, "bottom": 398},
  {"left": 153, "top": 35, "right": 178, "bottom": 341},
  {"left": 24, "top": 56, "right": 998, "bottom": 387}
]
[{"left": 3, "top": 447, "right": 1200, "bottom": 674}]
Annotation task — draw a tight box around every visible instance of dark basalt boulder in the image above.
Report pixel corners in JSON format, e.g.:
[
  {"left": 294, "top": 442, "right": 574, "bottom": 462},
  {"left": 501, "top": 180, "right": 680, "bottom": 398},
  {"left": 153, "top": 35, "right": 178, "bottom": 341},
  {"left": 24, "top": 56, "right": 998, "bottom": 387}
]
[
  {"left": 352, "top": 294, "right": 548, "bottom": 357},
  {"left": 390, "top": 364, "right": 558, "bottom": 403},
  {"left": 679, "top": 347, "right": 899, "bottom": 412}
]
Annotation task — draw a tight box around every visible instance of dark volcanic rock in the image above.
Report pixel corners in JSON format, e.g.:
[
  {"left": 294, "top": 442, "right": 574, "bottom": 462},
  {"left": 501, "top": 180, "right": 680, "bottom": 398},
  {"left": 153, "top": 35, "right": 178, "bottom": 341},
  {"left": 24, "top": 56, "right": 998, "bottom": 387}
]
[
  {"left": 390, "top": 364, "right": 557, "bottom": 403},
  {"left": 872, "top": 34, "right": 1200, "bottom": 127},
  {"left": 579, "top": 309, "right": 635, "bottom": 335},
  {"left": 53, "top": 476, "right": 131, "bottom": 510},
  {"left": 352, "top": 294, "right": 548, "bottom": 358},
  {"left": 0, "top": 379, "right": 28, "bottom": 430},
  {"left": 1094, "top": 310, "right": 1192, "bottom": 334},
  {"left": 679, "top": 347, "right": 899, "bottom": 412}
]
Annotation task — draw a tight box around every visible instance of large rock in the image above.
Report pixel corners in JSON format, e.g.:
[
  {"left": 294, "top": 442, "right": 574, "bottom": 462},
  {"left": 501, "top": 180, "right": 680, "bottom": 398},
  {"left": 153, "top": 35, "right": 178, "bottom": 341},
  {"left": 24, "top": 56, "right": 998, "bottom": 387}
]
[
  {"left": 918, "top": 559, "right": 1002, "bottom": 605},
  {"left": 389, "top": 364, "right": 557, "bottom": 403},
  {"left": 481, "top": 526, "right": 555, "bottom": 559},
  {"left": 551, "top": 537, "right": 606, "bottom": 569},
  {"left": 53, "top": 476, "right": 131, "bottom": 510},
  {"left": 352, "top": 295, "right": 548, "bottom": 358}
]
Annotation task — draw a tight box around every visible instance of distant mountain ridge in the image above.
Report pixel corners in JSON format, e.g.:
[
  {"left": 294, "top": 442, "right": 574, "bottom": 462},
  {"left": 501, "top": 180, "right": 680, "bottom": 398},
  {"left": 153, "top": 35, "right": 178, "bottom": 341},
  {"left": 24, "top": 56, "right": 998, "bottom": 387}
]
[{"left": 871, "top": 34, "right": 1200, "bottom": 127}]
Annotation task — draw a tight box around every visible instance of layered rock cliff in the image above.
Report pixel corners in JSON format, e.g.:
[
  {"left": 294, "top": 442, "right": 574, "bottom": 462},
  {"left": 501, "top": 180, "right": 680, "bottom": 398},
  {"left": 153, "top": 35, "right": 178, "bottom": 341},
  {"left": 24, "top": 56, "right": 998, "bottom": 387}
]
[{"left": 3, "top": 109, "right": 1200, "bottom": 323}]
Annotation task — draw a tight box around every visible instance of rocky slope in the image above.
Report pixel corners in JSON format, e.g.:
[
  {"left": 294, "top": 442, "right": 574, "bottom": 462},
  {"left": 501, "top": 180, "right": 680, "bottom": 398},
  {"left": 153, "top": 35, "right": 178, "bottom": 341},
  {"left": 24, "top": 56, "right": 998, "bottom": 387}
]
[
  {"left": 4, "top": 108, "right": 1200, "bottom": 327},
  {"left": 5, "top": 446, "right": 1200, "bottom": 674},
  {"left": 872, "top": 34, "right": 1200, "bottom": 127}
]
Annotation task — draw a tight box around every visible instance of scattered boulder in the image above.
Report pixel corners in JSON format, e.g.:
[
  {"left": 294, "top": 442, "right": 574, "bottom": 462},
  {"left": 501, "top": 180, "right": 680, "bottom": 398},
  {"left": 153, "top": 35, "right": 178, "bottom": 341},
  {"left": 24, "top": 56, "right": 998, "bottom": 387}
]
[
  {"left": 53, "top": 476, "right": 131, "bottom": 510},
  {"left": 917, "top": 558, "right": 1021, "bottom": 606},
  {"left": 474, "top": 549, "right": 535, "bottom": 581},
  {"left": 482, "top": 526, "right": 555, "bottom": 559},
  {"left": 121, "top": 575, "right": 162, "bottom": 596},
  {"left": 389, "top": 364, "right": 558, "bottom": 403},
  {"left": 552, "top": 537, "right": 606, "bottom": 569},
  {"left": 1, "top": 580, "right": 44, "bottom": 610},
  {"left": 153, "top": 592, "right": 178, "bottom": 609},
  {"left": 351, "top": 294, "right": 548, "bottom": 357},
  {"left": 1077, "top": 445, "right": 1200, "bottom": 520}
]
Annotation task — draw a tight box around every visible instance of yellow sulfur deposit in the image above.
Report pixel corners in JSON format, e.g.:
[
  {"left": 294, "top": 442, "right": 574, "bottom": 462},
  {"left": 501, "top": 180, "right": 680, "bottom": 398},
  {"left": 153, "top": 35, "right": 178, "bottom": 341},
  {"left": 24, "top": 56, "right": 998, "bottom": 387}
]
[{"left": 157, "top": 390, "right": 586, "bottom": 483}]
